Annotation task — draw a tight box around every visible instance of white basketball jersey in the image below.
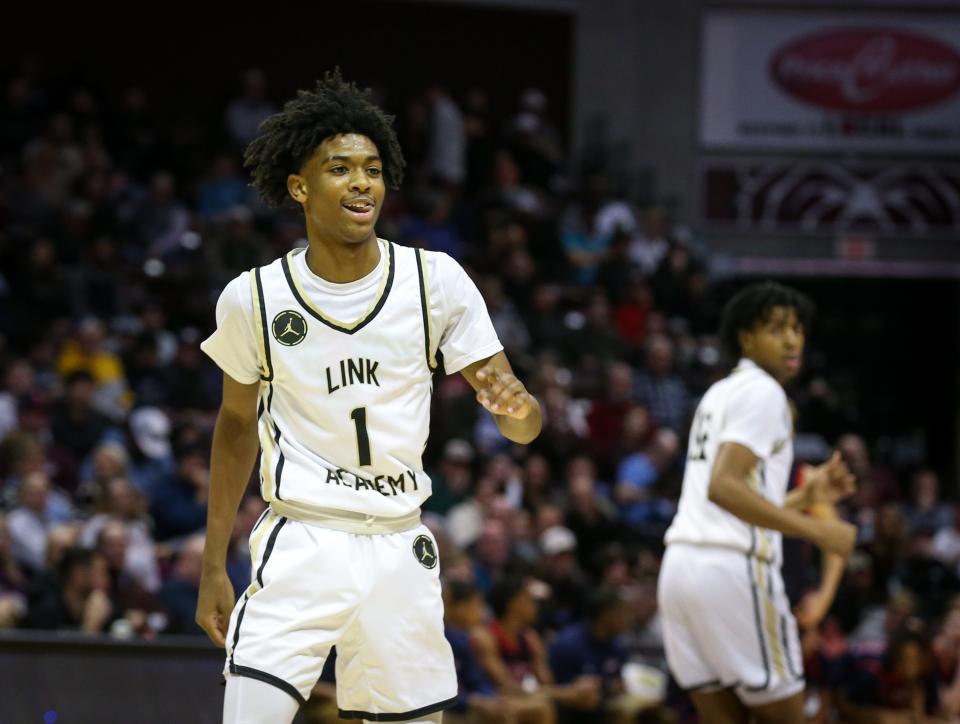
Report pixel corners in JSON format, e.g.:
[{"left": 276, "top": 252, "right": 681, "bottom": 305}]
[
  {"left": 248, "top": 241, "right": 440, "bottom": 517},
  {"left": 664, "top": 359, "right": 794, "bottom": 565}
]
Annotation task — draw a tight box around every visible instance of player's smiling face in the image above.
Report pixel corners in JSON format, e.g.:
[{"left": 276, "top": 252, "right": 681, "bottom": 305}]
[
  {"left": 289, "top": 133, "right": 385, "bottom": 246},
  {"left": 740, "top": 305, "right": 805, "bottom": 384}
]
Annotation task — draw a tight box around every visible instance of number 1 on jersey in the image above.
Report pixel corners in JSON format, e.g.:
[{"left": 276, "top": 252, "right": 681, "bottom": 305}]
[{"left": 350, "top": 407, "right": 371, "bottom": 466}]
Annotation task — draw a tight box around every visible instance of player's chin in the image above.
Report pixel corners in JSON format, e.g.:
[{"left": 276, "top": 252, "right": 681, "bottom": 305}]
[
  {"left": 339, "top": 226, "right": 376, "bottom": 244},
  {"left": 779, "top": 366, "right": 801, "bottom": 383}
]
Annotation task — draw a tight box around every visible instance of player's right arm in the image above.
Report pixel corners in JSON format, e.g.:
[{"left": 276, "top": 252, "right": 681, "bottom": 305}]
[
  {"left": 708, "top": 442, "right": 857, "bottom": 558},
  {"left": 196, "top": 373, "right": 261, "bottom": 647}
]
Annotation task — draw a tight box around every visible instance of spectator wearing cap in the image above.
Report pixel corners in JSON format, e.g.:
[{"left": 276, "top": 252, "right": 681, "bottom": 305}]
[
  {"left": 148, "top": 440, "right": 209, "bottom": 541},
  {"left": 423, "top": 438, "right": 474, "bottom": 516},
  {"left": 537, "top": 525, "right": 590, "bottom": 631},
  {"left": 548, "top": 589, "right": 631, "bottom": 724},
  {"left": 126, "top": 406, "right": 175, "bottom": 499}
]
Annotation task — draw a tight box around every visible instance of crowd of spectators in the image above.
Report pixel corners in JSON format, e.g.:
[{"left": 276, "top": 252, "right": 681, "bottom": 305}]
[{"left": 0, "top": 64, "right": 958, "bottom": 723}]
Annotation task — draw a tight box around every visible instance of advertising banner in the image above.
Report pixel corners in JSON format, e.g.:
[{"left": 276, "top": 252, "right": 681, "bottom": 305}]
[{"left": 700, "top": 11, "right": 960, "bottom": 153}]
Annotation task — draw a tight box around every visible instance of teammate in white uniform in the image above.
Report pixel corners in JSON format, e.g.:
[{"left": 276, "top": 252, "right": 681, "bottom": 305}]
[
  {"left": 657, "top": 281, "right": 856, "bottom": 724},
  {"left": 196, "top": 71, "right": 542, "bottom": 724}
]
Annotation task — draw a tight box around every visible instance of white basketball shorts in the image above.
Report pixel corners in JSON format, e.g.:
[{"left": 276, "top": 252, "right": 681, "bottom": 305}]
[
  {"left": 224, "top": 509, "right": 458, "bottom": 720},
  {"left": 657, "top": 542, "right": 804, "bottom": 707}
]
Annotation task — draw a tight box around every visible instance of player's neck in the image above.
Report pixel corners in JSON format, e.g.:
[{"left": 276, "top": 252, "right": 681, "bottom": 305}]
[
  {"left": 304, "top": 235, "right": 380, "bottom": 283},
  {"left": 742, "top": 356, "right": 784, "bottom": 385}
]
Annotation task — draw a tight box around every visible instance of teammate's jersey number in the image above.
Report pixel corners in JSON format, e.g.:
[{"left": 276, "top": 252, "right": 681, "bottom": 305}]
[
  {"left": 350, "top": 407, "right": 371, "bottom": 466},
  {"left": 688, "top": 410, "right": 712, "bottom": 461}
]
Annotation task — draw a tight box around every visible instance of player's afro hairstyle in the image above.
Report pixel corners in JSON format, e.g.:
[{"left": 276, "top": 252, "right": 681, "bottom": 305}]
[
  {"left": 244, "top": 69, "right": 405, "bottom": 208},
  {"left": 719, "top": 280, "right": 814, "bottom": 360}
]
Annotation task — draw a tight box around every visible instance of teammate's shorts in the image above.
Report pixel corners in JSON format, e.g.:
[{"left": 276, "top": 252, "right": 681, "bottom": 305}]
[
  {"left": 657, "top": 542, "right": 804, "bottom": 707},
  {"left": 224, "top": 509, "right": 458, "bottom": 720}
]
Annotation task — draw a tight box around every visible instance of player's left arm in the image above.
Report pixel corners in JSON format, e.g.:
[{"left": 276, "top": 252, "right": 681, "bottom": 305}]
[
  {"left": 461, "top": 351, "right": 542, "bottom": 445},
  {"left": 795, "top": 501, "right": 846, "bottom": 630}
]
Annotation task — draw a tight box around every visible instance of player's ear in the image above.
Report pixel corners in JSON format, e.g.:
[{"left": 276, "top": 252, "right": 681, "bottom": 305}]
[{"left": 287, "top": 173, "right": 307, "bottom": 204}]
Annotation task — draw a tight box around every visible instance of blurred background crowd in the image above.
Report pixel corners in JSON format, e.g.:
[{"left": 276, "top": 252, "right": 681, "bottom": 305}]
[{"left": 0, "top": 52, "right": 959, "bottom": 723}]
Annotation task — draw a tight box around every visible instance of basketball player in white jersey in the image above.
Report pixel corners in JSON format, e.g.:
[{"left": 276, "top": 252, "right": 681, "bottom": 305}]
[
  {"left": 657, "top": 281, "right": 857, "bottom": 724},
  {"left": 196, "top": 71, "right": 541, "bottom": 724}
]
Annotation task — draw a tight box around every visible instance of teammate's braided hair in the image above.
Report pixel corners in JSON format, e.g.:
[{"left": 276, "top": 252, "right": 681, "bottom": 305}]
[
  {"left": 244, "top": 68, "right": 405, "bottom": 208},
  {"left": 719, "top": 280, "right": 814, "bottom": 360}
]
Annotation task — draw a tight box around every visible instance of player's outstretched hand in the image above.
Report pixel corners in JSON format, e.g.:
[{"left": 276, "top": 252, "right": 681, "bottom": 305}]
[
  {"left": 196, "top": 568, "right": 235, "bottom": 647},
  {"left": 806, "top": 451, "right": 856, "bottom": 505},
  {"left": 475, "top": 365, "right": 535, "bottom": 419},
  {"left": 812, "top": 518, "right": 857, "bottom": 559}
]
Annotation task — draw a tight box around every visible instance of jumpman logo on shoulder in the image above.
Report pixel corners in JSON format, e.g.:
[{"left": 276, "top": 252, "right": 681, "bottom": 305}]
[{"left": 272, "top": 310, "right": 307, "bottom": 346}]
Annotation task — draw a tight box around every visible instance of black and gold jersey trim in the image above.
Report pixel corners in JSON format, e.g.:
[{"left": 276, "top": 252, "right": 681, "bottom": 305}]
[
  {"left": 414, "top": 248, "right": 437, "bottom": 372},
  {"left": 281, "top": 241, "right": 396, "bottom": 335},
  {"left": 255, "top": 516, "right": 287, "bottom": 588},
  {"left": 744, "top": 553, "right": 772, "bottom": 692},
  {"left": 249, "top": 267, "right": 274, "bottom": 381}
]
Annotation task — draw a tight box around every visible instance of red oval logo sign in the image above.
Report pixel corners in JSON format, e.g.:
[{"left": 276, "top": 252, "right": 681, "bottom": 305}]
[{"left": 770, "top": 28, "right": 960, "bottom": 113}]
